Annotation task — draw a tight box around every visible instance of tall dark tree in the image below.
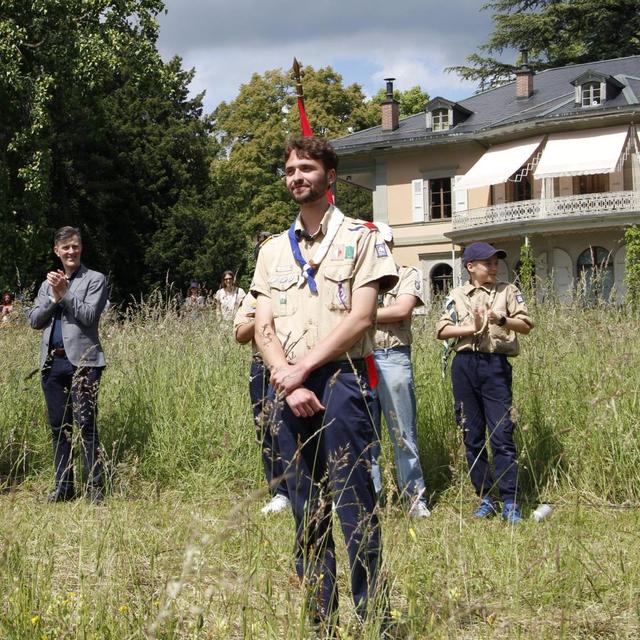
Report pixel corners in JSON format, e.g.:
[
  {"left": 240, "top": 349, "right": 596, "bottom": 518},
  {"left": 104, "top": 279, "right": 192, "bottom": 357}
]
[
  {"left": 0, "top": 1, "right": 217, "bottom": 300},
  {"left": 448, "top": 0, "right": 640, "bottom": 90}
]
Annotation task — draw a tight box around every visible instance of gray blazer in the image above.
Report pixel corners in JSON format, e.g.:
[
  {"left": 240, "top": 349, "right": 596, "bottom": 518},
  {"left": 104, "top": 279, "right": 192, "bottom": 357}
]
[{"left": 28, "top": 265, "right": 108, "bottom": 369}]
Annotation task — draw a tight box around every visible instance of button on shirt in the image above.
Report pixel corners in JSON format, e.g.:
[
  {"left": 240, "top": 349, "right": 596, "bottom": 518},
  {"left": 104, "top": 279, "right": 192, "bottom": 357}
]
[
  {"left": 251, "top": 206, "right": 398, "bottom": 363},
  {"left": 435, "top": 281, "right": 533, "bottom": 356},
  {"left": 374, "top": 265, "right": 424, "bottom": 350}
]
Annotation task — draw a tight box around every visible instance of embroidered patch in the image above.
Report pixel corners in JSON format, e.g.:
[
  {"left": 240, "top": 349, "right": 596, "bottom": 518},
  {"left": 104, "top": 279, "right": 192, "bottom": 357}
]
[
  {"left": 332, "top": 244, "right": 345, "bottom": 260},
  {"left": 375, "top": 243, "right": 388, "bottom": 258},
  {"left": 415, "top": 277, "right": 421, "bottom": 291},
  {"left": 345, "top": 245, "right": 355, "bottom": 260},
  {"left": 516, "top": 294, "right": 525, "bottom": 303}
]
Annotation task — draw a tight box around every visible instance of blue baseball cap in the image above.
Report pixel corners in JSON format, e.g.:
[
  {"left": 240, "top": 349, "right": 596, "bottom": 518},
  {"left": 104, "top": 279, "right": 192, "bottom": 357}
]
[{"left": 462, "top": 242, "right": 506, "bottom": 266}]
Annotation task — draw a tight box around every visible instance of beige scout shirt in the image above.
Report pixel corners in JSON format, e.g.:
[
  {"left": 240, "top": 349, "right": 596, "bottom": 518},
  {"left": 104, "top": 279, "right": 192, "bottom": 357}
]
[
  {"left": 233, "top": 291, "right": 260, "bottom": 356},
  {"left": 374, "top": 265, "right": 424, "bottom": 350},
  {"left": 435, "top": 281, "right": 533, "bottom": 356},
  {"left": 251, "top": 206, "right": 398, "bottom": 363}
]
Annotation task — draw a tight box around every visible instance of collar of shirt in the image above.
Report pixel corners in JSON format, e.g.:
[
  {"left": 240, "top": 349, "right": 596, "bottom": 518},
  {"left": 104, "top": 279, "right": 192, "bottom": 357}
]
[
  {"left": 294, "top": 204, "right": 334, "bottom": 241},
  {"left": 462, "top": 281, "right": 494, "bottom": 296}
]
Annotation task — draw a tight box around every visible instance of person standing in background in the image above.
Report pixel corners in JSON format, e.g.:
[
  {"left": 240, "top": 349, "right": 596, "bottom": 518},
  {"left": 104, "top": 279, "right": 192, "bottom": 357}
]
[
  {"left": 28, "top": 226, "right": 108, "bottom": 504},
  {"left": 214, "top": 271, "right": 245, "bottom": 320}
]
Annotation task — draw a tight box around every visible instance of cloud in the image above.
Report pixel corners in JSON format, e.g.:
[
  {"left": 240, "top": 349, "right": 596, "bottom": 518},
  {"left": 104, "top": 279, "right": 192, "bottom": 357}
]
[{"left": 157, "top": 0, "right": 496, "bottom": 112}]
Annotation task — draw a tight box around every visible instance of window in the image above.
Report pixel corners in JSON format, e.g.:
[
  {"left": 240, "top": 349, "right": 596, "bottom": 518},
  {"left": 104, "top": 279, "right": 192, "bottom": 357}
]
[
  {"left": 432, "top": 109, "right": 449, "bottom": 131},
  {"left": 577, "top": 246, "right": 613, "bottom": 301},
  {"left": 430, "top": 178, "right": 452, "bottom": 219},
  {"left": 431, "top": 263, "right": 453, "bottom": 296},
  {"left": 573, "top": 173, "right": 609, "bottom": 195},
  {"left": 581, "top": 82, "right": 602, "bottom": 107}
]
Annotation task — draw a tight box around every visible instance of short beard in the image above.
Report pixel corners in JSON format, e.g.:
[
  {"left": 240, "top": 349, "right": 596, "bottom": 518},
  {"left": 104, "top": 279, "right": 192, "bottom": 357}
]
[{"left": 291, "top": 183, "right": 328, "bottom": 205}]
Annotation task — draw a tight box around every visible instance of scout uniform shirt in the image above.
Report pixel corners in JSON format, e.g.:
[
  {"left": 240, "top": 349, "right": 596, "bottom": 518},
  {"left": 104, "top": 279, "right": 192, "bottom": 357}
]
[
  {"left": 374, "top": 265, "right": 424, "bottom": 350},
  {"left": 233, "top": 291, "right": 260, "bottom": 357},
  {"left": 251, "top": 205, "right": 398, "bottom": 363},
  {"left": 435, "top": 281, "right": 533, "bottom": 356}
]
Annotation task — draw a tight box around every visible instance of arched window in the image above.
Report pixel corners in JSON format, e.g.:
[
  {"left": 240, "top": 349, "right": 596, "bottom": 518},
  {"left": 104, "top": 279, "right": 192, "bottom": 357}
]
[
  {"left": 431, "top": 263, "right": 453, "bottom": 296},
  {"left": 577, "top": 246, "right": 613, "bottom": 300}
]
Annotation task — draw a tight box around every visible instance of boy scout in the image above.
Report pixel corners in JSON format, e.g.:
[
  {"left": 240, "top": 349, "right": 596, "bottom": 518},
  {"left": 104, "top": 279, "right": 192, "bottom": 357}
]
[
  {"left": 436, "top": 242, "right": 533, "bottom": 524},
  {"left": 233, "top": 291, "right": 290, "bottom": 514},
  {"left": 371, "top": 240, "right": 430, "bottom": 518},
  {"left": 252, "top": 137, "right": 397, "bottom": 625}
]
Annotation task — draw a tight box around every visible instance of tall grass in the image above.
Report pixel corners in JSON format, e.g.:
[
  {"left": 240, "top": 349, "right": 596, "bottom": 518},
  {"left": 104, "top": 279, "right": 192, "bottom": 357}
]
[{"left": 0, "top": 297, "right": 639, "bottom": 638}]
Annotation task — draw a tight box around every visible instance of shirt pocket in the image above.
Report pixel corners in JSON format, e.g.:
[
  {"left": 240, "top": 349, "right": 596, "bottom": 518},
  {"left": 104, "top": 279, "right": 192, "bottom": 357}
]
[
  {"left": 323, "top": 265, "right": 354, "bottom": 312},
  {"left": 268, "top": 274, "right": 299, "bottom": 317}
]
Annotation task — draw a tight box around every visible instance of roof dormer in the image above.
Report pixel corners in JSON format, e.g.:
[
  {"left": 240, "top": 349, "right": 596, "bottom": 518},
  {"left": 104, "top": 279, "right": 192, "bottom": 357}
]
[
  {"left": 570, "top": 70, "right": 624, "bottom": 108},
  {"left": 425, "top": 97, "right": 472, "bottom": 131}
]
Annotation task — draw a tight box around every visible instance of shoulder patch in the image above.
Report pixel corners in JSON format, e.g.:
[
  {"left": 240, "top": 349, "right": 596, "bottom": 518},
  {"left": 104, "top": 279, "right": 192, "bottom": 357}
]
[
  {"left": 375, "top": 243, "right": 388, "bottom": 258},
  {"left": 516, "top": 294, "right": 525, "bottom": 303}
]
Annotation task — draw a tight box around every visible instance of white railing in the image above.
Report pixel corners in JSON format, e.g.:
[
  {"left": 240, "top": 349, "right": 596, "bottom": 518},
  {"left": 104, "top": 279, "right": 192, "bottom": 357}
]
[{"left": 452, "top": 190, "right": 640, "bottom": 231}]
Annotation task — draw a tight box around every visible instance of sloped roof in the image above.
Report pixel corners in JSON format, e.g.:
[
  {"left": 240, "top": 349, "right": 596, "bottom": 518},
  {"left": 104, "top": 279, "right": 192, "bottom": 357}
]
[{"left": 333, "top": 56, "right": 640, "bottom": 155}]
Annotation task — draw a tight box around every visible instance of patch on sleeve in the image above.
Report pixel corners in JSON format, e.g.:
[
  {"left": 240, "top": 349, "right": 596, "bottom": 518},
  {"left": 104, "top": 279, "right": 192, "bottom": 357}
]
[
  {"left": 375, "top": 243, "right": 388, "bottom": 258},
  {"left": 516, "top": 294, "right": 525, "bottom": 303}
]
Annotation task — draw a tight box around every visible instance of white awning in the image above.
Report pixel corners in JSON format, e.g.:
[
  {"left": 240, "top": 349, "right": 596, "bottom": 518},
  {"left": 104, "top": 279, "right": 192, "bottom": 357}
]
[
  {"left": 455, "top": 136, "right": 545, "bottom": 190},
  {"left": 533, "top": 126, "right": 630, "bottom": 180}
]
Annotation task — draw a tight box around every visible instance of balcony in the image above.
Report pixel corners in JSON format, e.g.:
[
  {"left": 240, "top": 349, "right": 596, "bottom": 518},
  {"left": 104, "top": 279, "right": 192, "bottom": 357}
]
[{"left": 452, "top": 190, "right": 640, "bottom": 232}]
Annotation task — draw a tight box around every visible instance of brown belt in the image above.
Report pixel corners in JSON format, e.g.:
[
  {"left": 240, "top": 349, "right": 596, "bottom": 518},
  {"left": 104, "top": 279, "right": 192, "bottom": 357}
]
[{"left": 50, "top": 348, "right": 67, "bottom": 358}]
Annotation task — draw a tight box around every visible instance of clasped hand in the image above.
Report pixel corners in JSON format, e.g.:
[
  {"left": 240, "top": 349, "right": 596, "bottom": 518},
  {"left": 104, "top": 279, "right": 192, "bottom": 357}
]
[
  {"left": 271, "top": 363, "right": 325, "bottom": 417},
  {"left": 47, "top": 270, "right": 68, "bottom": 302}
]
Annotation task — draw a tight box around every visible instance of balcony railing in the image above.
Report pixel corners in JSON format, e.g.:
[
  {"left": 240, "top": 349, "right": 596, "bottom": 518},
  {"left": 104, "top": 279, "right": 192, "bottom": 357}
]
[{"left": 452, "top": 190, "right": 640, "bottom": 231}]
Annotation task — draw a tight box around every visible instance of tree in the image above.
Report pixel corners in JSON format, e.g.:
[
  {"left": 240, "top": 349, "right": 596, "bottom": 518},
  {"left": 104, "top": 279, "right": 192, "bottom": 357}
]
[
  {"left": 0, "top": 1, "right": 221, "bottom": 300},
  {"left": 210, "top": 65, "right": 379, "bottom": 238},
  {"left": 367, "top": 85, "right": 430, "bottom": 117},
  {"left": 448, "top": 0, "right": 640, "bottom": 90}
]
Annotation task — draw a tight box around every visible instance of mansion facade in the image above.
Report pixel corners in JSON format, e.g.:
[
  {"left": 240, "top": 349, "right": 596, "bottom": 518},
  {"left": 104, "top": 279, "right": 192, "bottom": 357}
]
[{"left": 332, "top": 55, "right": 640, "bottom": 304}]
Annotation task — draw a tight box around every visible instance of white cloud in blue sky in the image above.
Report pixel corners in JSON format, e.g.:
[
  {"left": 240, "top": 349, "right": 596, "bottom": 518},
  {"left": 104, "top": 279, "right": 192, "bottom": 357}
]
[{"left": 157, "top": 0, "right": 501, "bottom": 113}]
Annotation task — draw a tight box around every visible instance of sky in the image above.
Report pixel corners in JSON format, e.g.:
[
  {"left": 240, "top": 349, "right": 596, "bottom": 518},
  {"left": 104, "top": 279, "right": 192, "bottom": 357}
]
[{"left": 156, "top": 0, "right": 501, "bottom": 115}]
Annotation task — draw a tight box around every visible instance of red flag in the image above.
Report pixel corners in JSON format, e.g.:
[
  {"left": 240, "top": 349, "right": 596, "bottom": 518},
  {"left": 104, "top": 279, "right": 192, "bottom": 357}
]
[{"left": 296, "top": 96, "right": 313, "bottom": 137}]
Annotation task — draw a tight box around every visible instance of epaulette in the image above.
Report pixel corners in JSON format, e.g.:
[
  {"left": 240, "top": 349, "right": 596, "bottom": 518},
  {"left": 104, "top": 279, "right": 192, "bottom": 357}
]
[{"left": 348, "top": 221, "right": 378, "bottom": 233}]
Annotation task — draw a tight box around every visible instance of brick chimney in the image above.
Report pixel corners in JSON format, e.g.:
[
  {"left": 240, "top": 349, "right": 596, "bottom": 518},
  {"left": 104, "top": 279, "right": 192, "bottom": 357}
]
[
  {"left": 515, "top": 49, "right": 534, "bottom": 99},
  {"left": 381, "top": 78, "right": 399, "bottom": 131}
]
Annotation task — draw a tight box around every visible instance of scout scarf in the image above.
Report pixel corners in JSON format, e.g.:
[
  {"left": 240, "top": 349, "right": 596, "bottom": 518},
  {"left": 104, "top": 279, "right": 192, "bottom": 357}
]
[{"left": 288, "top": 206, "right": 345, "bottom": 294}]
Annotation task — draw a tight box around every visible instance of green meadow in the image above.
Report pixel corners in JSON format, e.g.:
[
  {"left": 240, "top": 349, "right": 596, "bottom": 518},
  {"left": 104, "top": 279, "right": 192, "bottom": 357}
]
[{"left": 1, "top": 298, "right": 639, "bottom": 639}]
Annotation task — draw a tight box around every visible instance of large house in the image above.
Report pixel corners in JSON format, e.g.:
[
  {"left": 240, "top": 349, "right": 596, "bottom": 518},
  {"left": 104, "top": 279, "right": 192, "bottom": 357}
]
[{"left": 332, "top": 55, "right": 640, "bottom": 304}]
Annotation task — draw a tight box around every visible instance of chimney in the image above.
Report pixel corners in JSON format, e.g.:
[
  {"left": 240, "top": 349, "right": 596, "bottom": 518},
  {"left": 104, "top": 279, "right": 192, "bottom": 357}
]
[
  {"left": 381, "top": 78, "right": 399, "bottom": 131},
  {"left": 515, "top": 49, "right": 534, "bottom": 99}
]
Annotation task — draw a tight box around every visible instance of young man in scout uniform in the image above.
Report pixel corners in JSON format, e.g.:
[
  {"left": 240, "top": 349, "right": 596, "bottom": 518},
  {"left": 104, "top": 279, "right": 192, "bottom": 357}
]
[
  {"left": 370, "top": 227, "right": 430, "bottom": 518},
  {"left": 436, "top": 242, "right": 533, "bottom": 524},
  {"left": 252, "top": 137, "right": 397, "bottom": 626},
  {"left": 29, "top": 226, "right": 108, "bottom": 504},
  {"left": 233, "top": 289, "right": 290, "bottom": 515}
]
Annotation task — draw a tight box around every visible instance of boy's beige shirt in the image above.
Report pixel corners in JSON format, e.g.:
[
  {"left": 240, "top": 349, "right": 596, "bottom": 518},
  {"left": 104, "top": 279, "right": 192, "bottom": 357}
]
[
  {"left": 251, "top": 206, "right": 398, "bottom": 363},
  {"left": 436, "top": 281, "right": 533, "bottom": 356},
  {"left": 374, "top": 265, "right": 424, "bottom": 350},
  {"left": 233, "top": 290, "right": 260, "bottom": 356}
]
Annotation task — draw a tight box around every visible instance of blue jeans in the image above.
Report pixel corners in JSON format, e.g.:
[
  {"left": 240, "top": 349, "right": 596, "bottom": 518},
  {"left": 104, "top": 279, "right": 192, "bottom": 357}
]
[{"left": 371, "top": 346, "right": 426, "bottom": 502}]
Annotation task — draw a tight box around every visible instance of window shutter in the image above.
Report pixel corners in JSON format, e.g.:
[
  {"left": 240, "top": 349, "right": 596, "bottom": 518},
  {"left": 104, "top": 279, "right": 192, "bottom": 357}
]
[
  {"left": 452, "top": 175, "right": 468, "bottom": 213},
  {"left": 411, "top": 179, "right": 425, "bottom": 222}
]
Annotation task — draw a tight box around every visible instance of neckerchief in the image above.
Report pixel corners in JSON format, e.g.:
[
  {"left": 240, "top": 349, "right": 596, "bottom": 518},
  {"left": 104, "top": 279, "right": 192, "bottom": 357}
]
[{"left": 288, "top": 207, "right": 345, "bottom": 294}]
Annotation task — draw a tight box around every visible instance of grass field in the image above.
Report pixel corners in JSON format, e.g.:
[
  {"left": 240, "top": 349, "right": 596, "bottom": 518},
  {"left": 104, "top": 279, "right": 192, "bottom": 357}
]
[{"left": 1, "top": 299, "right": 639, "bottom": 639}]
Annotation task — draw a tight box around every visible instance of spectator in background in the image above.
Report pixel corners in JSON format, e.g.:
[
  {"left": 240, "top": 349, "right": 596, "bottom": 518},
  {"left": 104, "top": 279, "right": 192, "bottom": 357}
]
[
  {"left": 214, "top": 271, "right": 245, "bottom": 320},
  {"left": 1, "top": 292, "right": 14, "bottom": 323},
  {"left": 184, "top": 281, "right": 206, "bottom": 312}
]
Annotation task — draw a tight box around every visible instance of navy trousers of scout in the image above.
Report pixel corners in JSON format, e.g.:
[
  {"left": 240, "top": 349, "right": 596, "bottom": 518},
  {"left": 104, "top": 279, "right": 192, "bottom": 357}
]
[
  {"left": 249, "top": 357, "right": 287, "bottom": 498},
  {"left": 41, "top": 355, "right": 103, "bottom": 493},
  {"left": 270, "top": 360, "right": 380, "bottom": 620},
  {"left": 451, "top": 352, "right": 519, "bottom": 502}
]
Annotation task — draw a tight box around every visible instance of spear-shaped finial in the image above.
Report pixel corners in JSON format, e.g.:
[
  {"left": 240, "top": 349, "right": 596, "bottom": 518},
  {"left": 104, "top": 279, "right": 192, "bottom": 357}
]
[{"left": 292, "top": 57, "right": 304, "bottom": 98}]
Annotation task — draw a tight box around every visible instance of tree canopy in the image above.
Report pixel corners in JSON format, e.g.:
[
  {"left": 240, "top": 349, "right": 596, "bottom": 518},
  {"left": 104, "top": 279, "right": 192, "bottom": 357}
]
[{"left": 448, "top": 0, "right": 640, "bottom": 90}]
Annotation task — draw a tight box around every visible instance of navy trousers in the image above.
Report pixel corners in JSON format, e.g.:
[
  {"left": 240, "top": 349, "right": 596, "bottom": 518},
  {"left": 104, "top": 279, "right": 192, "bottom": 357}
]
[
  {"left": 451, "top": 352, "right": 519, "bottom": 502},
  {"left": 41, "top": 356, "right": 103, "bottom": 493},
  {"left": 270, "top": 360, "right": 380, "bottom": 621},
  {"left": 249, "top": 358, "right": 287, "bottom": 498}
]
